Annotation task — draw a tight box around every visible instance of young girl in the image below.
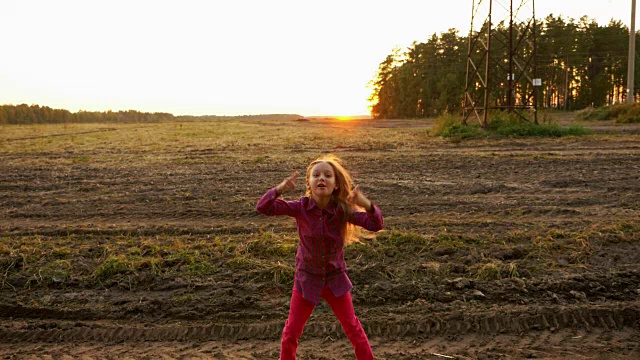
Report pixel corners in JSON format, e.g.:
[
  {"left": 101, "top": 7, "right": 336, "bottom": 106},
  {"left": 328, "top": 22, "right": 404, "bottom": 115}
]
[{"left": 256, "top": 154, "right": 383, "bottom": 360}]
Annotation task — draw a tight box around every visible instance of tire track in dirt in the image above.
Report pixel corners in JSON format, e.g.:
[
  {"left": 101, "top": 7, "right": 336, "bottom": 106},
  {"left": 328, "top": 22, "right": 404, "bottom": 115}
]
[
  {"left": 1, "top": 329, "right": 636, "bottom": 359},
  {"left": 0, "top": 303, "right": 637, "bottom": 343}
]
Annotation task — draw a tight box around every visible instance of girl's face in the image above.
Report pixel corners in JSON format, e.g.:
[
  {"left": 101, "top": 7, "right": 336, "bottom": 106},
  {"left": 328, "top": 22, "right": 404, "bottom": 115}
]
[{"left": 307, "top": 162, "right": 338, "bottom": 200}]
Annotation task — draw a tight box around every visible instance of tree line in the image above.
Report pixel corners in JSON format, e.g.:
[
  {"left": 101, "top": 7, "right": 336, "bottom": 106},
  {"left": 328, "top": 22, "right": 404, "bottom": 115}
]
[
  {"left": 0, "top": 104, "right": 302, "bottom": 125},
  {"left": 369, "top": 15, "right": 639, "bottom": 119},
  {"left": 0, "top": 104, "right": 174, "bottom": 125}
]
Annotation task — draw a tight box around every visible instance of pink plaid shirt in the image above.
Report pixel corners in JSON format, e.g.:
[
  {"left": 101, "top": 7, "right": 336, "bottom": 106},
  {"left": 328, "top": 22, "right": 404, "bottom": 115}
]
[{"left": 256, "top": 188, "right": 384, "bottom": 305}]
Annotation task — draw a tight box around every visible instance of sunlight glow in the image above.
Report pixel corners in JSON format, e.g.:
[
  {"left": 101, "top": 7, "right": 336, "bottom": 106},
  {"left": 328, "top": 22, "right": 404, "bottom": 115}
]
[{"left": 1, "top": 0, "right": 635, "bottom": 117}]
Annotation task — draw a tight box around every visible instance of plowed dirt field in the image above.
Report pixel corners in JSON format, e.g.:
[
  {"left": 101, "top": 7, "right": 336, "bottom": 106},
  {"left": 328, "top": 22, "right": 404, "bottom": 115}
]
[{"left": 1, "top": 115, "right": 639, "bottom": 359}]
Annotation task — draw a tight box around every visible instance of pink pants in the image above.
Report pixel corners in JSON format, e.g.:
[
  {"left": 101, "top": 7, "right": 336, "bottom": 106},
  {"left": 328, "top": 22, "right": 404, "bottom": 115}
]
[{"left": 279, "top": 286, "right": 374, "bottom": 360}]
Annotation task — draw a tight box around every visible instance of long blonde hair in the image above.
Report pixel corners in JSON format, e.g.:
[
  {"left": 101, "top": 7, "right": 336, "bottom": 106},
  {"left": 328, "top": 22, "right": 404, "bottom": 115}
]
[{"left": 305, "top": 154, "right": 361, "bottom": 245}]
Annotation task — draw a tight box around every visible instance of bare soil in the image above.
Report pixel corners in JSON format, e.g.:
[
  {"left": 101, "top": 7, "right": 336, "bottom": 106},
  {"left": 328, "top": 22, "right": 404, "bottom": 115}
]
[{"left": 0, "top": 115, "right": 639, "bottom": 359}]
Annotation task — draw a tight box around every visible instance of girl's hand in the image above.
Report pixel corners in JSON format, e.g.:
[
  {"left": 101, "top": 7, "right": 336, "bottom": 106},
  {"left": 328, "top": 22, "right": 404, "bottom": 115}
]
[
  {"left": 347, "top": 185, "right": 372, "bottom": 211},
  {"left": 275, "top": 171, "right": 299, "bottom": 196}
]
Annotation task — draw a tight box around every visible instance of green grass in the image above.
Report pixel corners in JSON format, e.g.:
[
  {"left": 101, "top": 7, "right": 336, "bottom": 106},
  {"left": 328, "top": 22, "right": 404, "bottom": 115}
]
[
  {"left": 245, "top": 230, "right": 297, "bottom": 258},
  {"left": 1, "top": 219, "right": 636, "bottom": 290},
  {"left": 576, "top": 102, "right": 640, "bottom": 123},
  {"left": 378, "top": 229, "right": 431, "bottom": 248},
  {"left": 187, "top": 261, "right": 218, "bottom": 276},
  {"left": 430, "top": 114, "right": 482, "bottom": 141},
  {"left": 39, "top": 259, "right": 72, "bottom": 284},
  {"left": 489, "top": 113, "right": 590, "bottom": 137},
  {"left": 164, "top": 251, "right": 196, "bottom": 266},
  {"left": 431, "top": 111, "right": 591, "bottom": 141},
  {"left": 93, "top": 256, "right": 132, "bottom": 281},
  {"left": 473, "top": 261, "right": 503, "bottom": 280}
]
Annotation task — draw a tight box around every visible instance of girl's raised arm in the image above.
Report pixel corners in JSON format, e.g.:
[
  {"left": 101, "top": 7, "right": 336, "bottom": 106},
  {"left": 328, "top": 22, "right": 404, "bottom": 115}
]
[
  {"left": 256, "top": 171, "right": 301, "bottom": 217},
  {"left": 275, "top": 171, "right": 299, "bottom": 196},
  {"left": 347, "top": 185, "right": 384, "bottom": 232}
]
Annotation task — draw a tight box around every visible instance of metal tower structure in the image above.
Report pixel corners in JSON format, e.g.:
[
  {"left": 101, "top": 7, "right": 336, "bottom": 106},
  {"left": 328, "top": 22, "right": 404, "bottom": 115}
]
[{"left": 463, "top": 0, "right": 539, "bottom": 127}]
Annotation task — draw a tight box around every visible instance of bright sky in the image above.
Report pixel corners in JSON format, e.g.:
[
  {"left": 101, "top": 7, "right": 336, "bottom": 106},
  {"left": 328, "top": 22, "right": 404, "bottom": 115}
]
[{"left": 1, "top": 0, "right": 636, "bottom": 116}]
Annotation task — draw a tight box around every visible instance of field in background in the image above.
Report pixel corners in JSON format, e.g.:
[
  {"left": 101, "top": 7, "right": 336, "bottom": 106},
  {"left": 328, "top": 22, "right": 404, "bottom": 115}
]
[{"left": 0, "top": 114, "right": 639, "bottom": 359}]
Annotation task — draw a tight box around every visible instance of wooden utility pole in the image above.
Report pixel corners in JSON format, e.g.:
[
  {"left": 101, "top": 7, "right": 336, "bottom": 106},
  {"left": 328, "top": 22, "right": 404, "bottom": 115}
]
[{"left": 628, "top": 0, "right": 636, "bottom": 103}]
